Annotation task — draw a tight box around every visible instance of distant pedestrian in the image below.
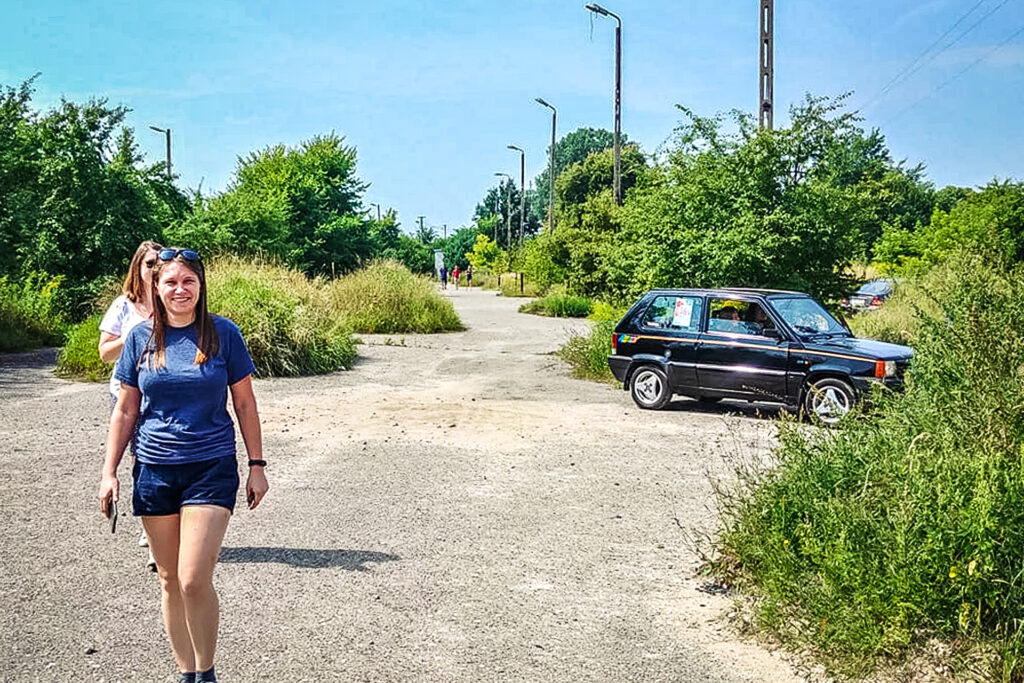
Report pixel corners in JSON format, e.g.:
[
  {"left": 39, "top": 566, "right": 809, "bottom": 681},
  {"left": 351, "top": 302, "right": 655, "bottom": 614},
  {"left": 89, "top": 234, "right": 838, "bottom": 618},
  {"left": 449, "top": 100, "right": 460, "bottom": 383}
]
[
  {"left": 452, "top": 266, "right": 461, "bottom": 291},
  {"left": 99, "top": 239, "right": 162, "bottom": 571},
  {"left": 465, "top": 265, "right": 473, "bottom": 289},
  {"left": 439, "top": 266, "right": 448, "bottom": 290}
]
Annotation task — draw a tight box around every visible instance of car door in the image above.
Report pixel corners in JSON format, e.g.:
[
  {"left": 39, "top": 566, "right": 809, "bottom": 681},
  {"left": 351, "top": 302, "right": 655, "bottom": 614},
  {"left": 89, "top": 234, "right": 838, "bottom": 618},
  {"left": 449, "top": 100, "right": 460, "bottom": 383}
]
[
  {"left": 695, "top": 298, "right": 790, "bottom": 401},
  {"left": 636, "top": 294, "right": 703, "bottom": 391}
]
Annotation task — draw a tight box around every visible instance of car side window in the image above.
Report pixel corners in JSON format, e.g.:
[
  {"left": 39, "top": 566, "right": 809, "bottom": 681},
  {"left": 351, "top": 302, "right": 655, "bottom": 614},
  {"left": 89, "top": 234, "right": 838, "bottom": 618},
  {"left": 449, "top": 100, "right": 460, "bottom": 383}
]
[
  {"left": 640, "top": 296, "right": 702, "bottom": 334},
  {"left": 709, "top": 299, "right": 776, "bottom": 337}
]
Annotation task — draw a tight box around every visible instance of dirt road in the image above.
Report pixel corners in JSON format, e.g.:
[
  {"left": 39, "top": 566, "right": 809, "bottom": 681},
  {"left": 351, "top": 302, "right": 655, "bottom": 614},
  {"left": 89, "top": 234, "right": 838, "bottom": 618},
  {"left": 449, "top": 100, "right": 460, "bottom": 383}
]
[{"left": 0, "top": 287, "right": 813, "bottom": 682}]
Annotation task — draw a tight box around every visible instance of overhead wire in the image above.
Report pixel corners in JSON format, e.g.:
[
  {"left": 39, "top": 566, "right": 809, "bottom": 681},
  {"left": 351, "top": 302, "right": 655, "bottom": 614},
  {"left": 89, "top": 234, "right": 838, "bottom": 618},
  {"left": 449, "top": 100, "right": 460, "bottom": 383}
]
[
  {"left": 859, "top": 0, "right": 987, "bottom": 111},
  {"left": 881, "top": 21, "right": 1024, "bottom": 126},
  {"left": 859, "top": 0, "right": 1015, "bottom": 112}
]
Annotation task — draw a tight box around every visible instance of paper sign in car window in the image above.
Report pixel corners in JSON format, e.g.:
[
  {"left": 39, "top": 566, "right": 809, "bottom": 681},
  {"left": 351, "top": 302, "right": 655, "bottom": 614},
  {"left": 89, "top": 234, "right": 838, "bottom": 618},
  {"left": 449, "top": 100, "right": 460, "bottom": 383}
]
[{"left": 672, "top": 298, "right": 693, "bottom": 328}]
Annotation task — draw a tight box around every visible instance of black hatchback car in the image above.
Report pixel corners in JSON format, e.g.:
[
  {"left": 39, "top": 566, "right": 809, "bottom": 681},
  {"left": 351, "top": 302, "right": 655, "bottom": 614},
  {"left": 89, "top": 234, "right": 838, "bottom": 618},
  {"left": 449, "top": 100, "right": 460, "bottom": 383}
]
[{"left": 607, "top": 288, "right": 913, "bottom": 424}]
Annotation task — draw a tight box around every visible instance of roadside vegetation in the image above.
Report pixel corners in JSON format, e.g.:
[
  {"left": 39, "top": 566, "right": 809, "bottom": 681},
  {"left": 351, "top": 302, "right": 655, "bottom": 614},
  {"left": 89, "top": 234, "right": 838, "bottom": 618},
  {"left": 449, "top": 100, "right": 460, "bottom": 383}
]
[
  {"left": 518, "top": 286, "right": 593, "bottom": 318},
  {"left": 709, "top": 254, "right": 1024, "bottom": 679}
]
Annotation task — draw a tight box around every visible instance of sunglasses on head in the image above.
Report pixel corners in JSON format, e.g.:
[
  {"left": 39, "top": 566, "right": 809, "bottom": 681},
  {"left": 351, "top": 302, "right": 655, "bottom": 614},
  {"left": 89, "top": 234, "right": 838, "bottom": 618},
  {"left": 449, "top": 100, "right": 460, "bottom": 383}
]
[{"left": 158, "top": 248, "right": 200, "bottom": 262}]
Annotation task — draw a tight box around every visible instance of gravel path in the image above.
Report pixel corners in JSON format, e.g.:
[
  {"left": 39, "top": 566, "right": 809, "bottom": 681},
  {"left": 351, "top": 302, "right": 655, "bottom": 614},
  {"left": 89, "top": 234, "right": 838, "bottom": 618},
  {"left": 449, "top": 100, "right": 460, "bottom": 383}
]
[{"left": 0, "top": 287, "right": 814, "bottom": 682}]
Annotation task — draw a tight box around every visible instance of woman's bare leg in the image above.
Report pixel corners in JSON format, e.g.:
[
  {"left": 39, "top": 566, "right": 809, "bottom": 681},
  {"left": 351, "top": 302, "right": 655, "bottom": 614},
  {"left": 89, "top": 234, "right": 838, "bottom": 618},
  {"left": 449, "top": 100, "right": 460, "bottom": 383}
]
[
  {"left": 143, "top": 514, "right": 194, "bottom": 673},
  {"left": 177, "top": 505, "right": 231, "bottom": 672}
]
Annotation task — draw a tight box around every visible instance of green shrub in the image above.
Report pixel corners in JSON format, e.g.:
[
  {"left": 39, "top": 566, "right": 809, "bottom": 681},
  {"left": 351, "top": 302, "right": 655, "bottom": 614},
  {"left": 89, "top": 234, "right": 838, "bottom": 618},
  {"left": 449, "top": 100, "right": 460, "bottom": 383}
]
[
  {"left": 0, "top": 274, "right": 67, "bottom": 352},
  {"left": 519, "top": 286, "right": 593, "bottom": 318},
  {"left": 208, "top": 257, "right": 356, "bottom": 377},
  {"left": 711, "top": 253, "right": 1024, "bottom": 678},
  {"left": 327, "top": 259, "right": 462, "bottom": 333},
  {"left": 495, "top": 273, "right": 540, "bottom": 298},
  {"left": 588, "top": 301, "right": 627, "bottom": 322},
  {"left": 556, "top": 319, "right": 617, "bottom": 383},
  {"left": 55, "top": 313, "right": 109, "bottom": 381}
]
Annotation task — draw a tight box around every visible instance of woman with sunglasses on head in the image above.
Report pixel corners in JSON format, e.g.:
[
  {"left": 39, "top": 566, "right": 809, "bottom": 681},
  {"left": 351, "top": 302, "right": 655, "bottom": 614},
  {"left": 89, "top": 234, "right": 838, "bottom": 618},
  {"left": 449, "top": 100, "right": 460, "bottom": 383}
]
[
  {"left": 99, "top": 240, "right": 162, "bottom": 570},
  {"left": 98, "top": 248, "right": 269, "bottom": 683}
]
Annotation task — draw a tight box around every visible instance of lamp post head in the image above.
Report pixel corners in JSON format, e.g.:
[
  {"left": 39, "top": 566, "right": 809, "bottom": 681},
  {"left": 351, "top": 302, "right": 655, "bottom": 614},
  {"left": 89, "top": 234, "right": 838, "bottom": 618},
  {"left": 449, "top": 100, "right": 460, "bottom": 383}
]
[
  {"left": 149, "top": 125, "right": 166, "bottom": 133},
  {"left": 535, "top": 97, "right": 553, "bottom": 109},
  {"left": 507, "top": 144, "right": 523, "bottom": 153},
  {"left": 585, "top": 3, "right": 609, "bottom": 16}
]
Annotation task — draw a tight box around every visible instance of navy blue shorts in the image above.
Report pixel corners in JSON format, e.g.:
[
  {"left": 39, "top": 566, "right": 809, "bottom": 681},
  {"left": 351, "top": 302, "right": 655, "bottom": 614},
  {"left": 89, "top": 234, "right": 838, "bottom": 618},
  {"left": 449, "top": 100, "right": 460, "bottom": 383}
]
[{"left": 132, "top": 456, "right": 239, "bottom": 516}]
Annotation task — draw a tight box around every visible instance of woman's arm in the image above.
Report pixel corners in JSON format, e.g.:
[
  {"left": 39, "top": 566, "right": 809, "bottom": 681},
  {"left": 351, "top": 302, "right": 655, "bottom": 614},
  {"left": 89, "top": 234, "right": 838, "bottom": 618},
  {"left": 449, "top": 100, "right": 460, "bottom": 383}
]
[
  {"left": 98, "top": 385, "right": 141, "bottom": 516},
  {"left": 98, "top": 331, "right": 125, "bottom": 363},
  {"left": 230, "top": 375, "right": 268, "bottom": 509}
]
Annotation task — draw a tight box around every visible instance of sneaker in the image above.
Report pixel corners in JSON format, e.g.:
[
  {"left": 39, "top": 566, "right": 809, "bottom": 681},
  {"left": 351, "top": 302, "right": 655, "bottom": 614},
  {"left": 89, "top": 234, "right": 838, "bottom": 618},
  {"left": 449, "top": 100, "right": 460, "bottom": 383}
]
[
  {"left": 147, "top": 552, "right": 157, "bottom": 572},
  {"left": 139, "top": 532, "right": 149, "bottom": 548}
]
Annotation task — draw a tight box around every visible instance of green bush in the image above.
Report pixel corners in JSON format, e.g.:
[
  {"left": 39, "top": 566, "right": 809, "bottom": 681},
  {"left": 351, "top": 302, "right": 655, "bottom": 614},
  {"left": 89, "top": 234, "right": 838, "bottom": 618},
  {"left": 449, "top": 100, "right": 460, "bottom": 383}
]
[
  {"left": 55, "top": 313, "right": 109, "bottom": 380},
  {"left": 519, "top": 286, "right": 593, "bottom": 318},
  {"left": 711, "top": 253, "right": 1024, "bottom": 678},
  {"left": 0, "top": 274, "right": 67, "bottom": 352},
  {"left": 556, "top": 319, "right": 617, "bottom": 383},
  {"left": 208, "top": 257, "right": 356, "bottom": 377},
  {"left": 494, "top": 273, "right": 540, "bottom": 298},
  {"left": 328, "top": 259, "right": 462, "bottom": 333},
  {"left": 588, "top": 301, "right": 627, "bottom": 322}
]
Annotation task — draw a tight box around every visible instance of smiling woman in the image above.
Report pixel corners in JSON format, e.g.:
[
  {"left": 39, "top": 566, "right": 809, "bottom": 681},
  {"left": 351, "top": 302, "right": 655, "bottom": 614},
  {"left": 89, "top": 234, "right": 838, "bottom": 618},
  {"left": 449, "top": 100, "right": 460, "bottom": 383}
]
[{"left": 98, "top": 248, "right": 269, "bottom": 683}]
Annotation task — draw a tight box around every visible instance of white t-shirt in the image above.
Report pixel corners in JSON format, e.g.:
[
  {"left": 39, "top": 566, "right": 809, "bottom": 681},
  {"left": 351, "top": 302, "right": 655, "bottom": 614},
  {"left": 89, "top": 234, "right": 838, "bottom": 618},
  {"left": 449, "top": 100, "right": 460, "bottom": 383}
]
[{"left": 99, "top": 295, "right": 151, "bottom": 398}]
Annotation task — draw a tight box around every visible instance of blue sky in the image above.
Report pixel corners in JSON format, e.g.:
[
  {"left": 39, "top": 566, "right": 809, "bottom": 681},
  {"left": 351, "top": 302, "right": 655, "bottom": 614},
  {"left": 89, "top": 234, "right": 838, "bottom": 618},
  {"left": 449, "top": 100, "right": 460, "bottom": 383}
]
[{"left": 3, "top": 0, "right": 1023, "bottom": 234}]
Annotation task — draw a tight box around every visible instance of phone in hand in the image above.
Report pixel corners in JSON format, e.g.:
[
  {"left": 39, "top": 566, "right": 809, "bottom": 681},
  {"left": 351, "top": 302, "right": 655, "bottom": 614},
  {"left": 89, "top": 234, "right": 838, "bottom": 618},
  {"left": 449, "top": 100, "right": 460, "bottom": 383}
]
[
  {"left": 108, "top": 499, "right": 118, "bottom": 534},
  {"left": 247, "top": 491, "right": 255, "bottom": 509}
]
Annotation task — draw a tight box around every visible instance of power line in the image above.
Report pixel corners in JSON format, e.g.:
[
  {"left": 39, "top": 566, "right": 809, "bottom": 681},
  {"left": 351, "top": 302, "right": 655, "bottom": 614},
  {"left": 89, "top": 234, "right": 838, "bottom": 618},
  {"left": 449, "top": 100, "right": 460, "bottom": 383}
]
[
  {"left": 882, "top": 22, "right": 1024, "bottom": 126},
  {"left": 860, "top": 0, "right": 1013, "bottom": 111}
]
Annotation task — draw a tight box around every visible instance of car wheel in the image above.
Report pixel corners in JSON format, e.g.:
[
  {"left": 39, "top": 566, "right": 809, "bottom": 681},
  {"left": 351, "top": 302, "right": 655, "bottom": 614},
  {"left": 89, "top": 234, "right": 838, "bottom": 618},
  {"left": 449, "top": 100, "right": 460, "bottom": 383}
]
[
  {"left": 629, "top": 365, "right": 671, "bottom": 410},
  {"left": 803, "top": 377, "right": 856, "bottom": 426}
]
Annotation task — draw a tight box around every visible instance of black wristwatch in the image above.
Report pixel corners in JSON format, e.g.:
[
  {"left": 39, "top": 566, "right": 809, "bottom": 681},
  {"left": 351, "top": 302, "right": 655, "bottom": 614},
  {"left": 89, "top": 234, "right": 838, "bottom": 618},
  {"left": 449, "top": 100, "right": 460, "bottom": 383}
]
[{"left": 248, "top": 459, "right": 267, "bottom": 468}]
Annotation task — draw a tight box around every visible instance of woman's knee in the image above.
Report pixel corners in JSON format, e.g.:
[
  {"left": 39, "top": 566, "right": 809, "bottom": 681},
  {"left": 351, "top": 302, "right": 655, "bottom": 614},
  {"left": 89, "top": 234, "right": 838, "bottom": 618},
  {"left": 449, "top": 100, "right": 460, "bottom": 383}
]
[{"left": 177, "top": 568, "right": 215, "bottom": 598}]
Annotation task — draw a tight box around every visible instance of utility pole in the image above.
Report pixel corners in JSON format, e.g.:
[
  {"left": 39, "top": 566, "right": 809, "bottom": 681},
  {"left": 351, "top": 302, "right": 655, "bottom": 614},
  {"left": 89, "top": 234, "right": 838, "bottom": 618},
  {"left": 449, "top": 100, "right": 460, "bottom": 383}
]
[
  {"left": 148, "top": 126, "right": 172, "bottom": 180},
  {"left": 370, "top": 203, "right": 382, "bottom": 220},
  {"left": 759, "top": 0, "right": 774, "bottom": 130},
  {"left": 494, "top": 172, "right": 511, "bottom": 247},
  {"left": 443, "top": 223, "right": 447, "bottom": 239},
  {"left": 417, "top": 215, "right": 425, "bottom": 238}
]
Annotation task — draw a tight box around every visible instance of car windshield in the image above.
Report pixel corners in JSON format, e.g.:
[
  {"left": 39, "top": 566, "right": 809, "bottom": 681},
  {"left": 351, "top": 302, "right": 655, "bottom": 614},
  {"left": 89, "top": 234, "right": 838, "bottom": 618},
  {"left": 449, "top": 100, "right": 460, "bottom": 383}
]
[
  {"left": 856, "top": 280, "right": 892, "bottom": 296},
  {"left": 771, "top": 297, "right": 849, "bottom": 337}
]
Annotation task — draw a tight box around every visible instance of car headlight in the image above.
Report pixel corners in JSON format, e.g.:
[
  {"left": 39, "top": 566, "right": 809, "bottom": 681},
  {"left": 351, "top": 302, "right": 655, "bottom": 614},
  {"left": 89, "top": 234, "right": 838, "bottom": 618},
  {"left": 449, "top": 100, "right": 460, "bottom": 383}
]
[
  {"left": 874, "top": 360, "right": 899, "bottom": 378},
  {"left": 885, "top": 360, "right": 897, "bottom": 377}
]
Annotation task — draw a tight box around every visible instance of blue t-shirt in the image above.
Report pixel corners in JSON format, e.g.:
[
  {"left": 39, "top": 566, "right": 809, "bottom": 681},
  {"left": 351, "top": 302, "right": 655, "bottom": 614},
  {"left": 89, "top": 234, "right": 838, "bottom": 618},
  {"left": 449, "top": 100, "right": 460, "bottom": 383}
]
[{"left": 115, "top": 316, "right": 257, "bottom": 465}]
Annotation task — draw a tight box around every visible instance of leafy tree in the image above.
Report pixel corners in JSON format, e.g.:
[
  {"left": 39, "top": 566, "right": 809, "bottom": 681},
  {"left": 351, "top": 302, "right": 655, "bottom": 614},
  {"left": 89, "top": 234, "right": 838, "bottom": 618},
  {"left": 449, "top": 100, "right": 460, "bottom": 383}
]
[
  {"left": 473, "top": 179, "right": 541, "bottom": 249},
  {"left": 414, "top": 224, "right": 438, "bottom": 244},
  {"left": 531, "top": 127, "right": 624, "bottom": 223},
  {"left": 465, "top": 234, "right": 501, "bottom": 271},
  {"left": 0, "top": 78, "right": 184, "bottom": 317},
  {"left": 433, "top": 226, "right": 482, "bottom": 271},
  {"left": 168, "top": 134, "right": 372, "bottom": 277},
  {"left": 875, "top": 181, "right": 1024, "bottom": 272}
]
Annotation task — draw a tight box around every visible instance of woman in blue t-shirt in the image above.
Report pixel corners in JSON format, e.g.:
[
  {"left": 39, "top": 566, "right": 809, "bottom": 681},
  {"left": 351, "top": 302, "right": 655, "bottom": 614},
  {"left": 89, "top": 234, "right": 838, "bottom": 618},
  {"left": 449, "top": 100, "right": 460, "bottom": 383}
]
[{"left": 98, "top": 248, "right": 269, "bottom": 683}]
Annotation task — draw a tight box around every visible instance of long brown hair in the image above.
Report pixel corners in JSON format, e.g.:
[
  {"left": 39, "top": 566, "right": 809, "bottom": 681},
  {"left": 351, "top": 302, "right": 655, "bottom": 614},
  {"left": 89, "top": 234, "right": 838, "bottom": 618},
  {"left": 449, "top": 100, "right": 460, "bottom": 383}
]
[
  {"left": 147, "top": 250, "right": 219, "bottom": 368},
  {"left": 122, "top": 240, "right": 163, "bottom": 302}
]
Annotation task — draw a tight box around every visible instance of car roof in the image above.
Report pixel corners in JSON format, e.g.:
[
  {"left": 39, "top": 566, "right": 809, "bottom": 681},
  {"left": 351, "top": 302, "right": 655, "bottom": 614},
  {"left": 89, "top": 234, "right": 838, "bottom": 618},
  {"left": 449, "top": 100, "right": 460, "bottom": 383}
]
[{"left": 646, "top": 287, "right": 808, "bottom": 298}]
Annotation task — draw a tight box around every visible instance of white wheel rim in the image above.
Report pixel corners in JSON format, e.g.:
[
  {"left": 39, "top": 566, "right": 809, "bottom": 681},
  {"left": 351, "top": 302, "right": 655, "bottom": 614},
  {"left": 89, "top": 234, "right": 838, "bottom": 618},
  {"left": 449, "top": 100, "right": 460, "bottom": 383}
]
[
  {"left": 811, "top": 386, "right": 850, "bottom": 423},
  {"left": 635, "top": 372, "right": 663, "bottom": 404}
]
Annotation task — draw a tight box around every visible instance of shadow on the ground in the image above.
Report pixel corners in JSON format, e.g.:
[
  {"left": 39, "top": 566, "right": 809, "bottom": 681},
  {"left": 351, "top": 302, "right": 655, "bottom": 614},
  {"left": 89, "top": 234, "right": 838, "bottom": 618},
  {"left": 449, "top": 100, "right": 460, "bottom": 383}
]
[
  {"left": 219, "top": 546, "right": 399, "bottom": 571},
  {"left": 663, "top": 397, "right": 790, "bottom": 421}
]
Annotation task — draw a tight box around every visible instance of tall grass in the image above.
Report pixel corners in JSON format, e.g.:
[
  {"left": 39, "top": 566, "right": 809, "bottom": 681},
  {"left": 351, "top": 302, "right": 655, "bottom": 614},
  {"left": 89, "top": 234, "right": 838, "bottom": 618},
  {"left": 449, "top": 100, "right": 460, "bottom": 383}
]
[
  {"left": 327, "top": 259, "right": 462, "bottom": 333},
  {"left": 557, "top": 319, "right": 617, "bottom": 383},
  {"left": 55, "top": 313, "right": 109, "bottom": 381},
  {"left": 0, "top": 274, "right": 67, "bottom": 352},
  {"left": 207, "top": 256, "right": 356, "bottom": 377},
  {"left": 710, "top": 254, "right": 1024, "bottom": 679},
  {"left": 519, "top": 286, "right": 593, "bottom": 318}
]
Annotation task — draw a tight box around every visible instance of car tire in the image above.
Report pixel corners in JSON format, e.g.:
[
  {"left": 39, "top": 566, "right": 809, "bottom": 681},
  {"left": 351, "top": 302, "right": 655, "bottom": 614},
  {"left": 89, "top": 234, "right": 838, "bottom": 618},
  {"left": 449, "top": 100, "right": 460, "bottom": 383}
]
[
  {"left": 803, "top": 377, "right": 856, "bottom": 426},
  {"left": 629, "top": 365, "right": 671, "bottom": 410}
]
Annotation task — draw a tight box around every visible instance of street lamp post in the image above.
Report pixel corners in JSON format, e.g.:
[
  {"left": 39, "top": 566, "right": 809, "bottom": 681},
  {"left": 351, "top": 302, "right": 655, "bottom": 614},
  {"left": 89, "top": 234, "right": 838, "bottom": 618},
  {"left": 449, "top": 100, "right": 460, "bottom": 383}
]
[
  {"left": 507, "top": 145, "right": 525, "bottom": 247},
  {"left": 535, "top": 97, "right": 557, "bottom": 232},
  {"left": 584, "top": 3, "right": 622, "bottom": 205},
  {"left": 148, "top": 125, "right": 172, "bottom": 181},
  {"left": 369, "top": 203, "right": 382, "bottom": 220},
  {"left": 494, "top": 172, "right": 512, "bottom": 247}
]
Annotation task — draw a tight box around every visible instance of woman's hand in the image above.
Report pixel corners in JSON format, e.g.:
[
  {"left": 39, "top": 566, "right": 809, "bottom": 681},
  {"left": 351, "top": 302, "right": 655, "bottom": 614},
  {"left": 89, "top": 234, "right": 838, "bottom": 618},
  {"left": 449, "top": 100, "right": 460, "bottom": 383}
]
[
  {"left": 99, "top": 474, "right": 119, "bottom": 517},
  {"left": 246, "top": 468, "right": 269, "bottom": 510}
]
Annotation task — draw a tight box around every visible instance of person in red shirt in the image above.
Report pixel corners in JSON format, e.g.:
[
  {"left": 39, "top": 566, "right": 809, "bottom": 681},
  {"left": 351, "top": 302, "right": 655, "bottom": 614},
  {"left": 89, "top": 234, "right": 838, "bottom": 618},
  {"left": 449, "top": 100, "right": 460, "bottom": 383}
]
[{"left": 452, "top": 265, "right": 461, "bottom": 290}]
